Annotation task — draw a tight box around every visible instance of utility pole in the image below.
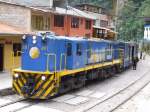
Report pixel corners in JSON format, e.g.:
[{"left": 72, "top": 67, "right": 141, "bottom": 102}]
[{"left": 112, "top": 0, "right": 119, "bottom": 41}]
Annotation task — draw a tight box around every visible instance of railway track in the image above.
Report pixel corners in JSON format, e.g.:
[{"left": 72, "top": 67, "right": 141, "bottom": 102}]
[
  {"left": 110, "top": 80, "right": 150, "bottom": 112},
  {"left": 0, "top": 98, "right": 26, "bottom": 108},
  {"left": 0, "top": 97, "right": 39, "bottom": 112},
  {"left": 0, "top": 66, "right": 150, "bottom": 112},
  {"left": 74, "top": 69, "right": 150, "bottom": 112}
]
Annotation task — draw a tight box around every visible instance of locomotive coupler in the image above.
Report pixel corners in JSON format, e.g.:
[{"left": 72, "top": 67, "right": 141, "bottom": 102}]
[{"left": 21, "top": 76, "right": 35, "bottom": 96}]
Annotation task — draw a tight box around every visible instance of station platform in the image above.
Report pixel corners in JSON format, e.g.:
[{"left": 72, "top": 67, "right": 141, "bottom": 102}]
[{"left": 0, "top": 72, "right": 12, "bottom": 91}]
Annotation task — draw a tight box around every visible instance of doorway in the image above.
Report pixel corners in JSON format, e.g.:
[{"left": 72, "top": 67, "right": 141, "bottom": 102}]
[
  {"left": 132, "top": 46, "right": 135, "bottom": 60},
  {"left": 0, "top": 44, "right": 4, "bottom": 71}
]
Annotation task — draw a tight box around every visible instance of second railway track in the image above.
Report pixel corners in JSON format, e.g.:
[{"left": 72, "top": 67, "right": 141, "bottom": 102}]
[
  {"left": 74, "top": 69, "right": 150, "bottom": 112},
  {"left": 0, "top": 97, "right": 39, "bottom": 112}
]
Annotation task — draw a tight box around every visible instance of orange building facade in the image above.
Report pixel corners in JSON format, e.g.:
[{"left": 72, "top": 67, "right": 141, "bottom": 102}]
[{"left": 50, "top": 14, "right": 94, "bottom": 38}]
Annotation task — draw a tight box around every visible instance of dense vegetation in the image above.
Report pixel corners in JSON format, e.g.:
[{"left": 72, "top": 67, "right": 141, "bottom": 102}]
[
  {"left": 117, "top": 0, "right": 150, "bottom": 53},
  {"left": 68, "top": 0, "right": 112, "bottom": 9},
  {"left": 70, "top": 0, "right": 149, "bottom": 42},
  {"left": 70, "top": 0, "right": 150, "bottom": 53},
  {"left": 117, "top": 0, "right": 150, "bottom": 42}
]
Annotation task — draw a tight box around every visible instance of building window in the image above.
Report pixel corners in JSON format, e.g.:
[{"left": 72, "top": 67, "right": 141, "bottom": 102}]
[
  {"left": 13, "top": 43, "right": 21, "bottom": 57},
  {"left": 54, "top": 15, "right": 64, "bottom": 27},
  {"left": 101, "top": 8, "right": 106, "bottom": 14},
  {"left": 100, "top": 20, "right": 108, "bottom": 27},
  {"left": 31, "top": 15, "right": 44, "bottom": 30},
  {"left": 31, "top": 15, "right": 50, "bottom": 30},
  {"left": 76, "top": 43, "right": 82, "bottom": 56},
  {"left": 71, "top": 17, "right": 79, "bottom": 28},
  {"left": 85, "top": 20, "right": 91, "bottom": 29},
  {"left": 67, "top": 43, "right": 72, "bottom": 56}
]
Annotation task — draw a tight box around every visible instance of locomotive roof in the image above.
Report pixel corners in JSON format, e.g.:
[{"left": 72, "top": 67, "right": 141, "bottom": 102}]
[
  {"left": 47, "top": 35, "right": 113, "bottom": 43},
  {"left": 118, "top": 41, "right": 137, "bottom": 46},
  {"left": 29, "top": 32, "right": 115, "bottom": 43}
]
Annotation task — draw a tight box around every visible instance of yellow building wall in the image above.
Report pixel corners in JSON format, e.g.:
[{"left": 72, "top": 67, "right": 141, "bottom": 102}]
[{"left": 0, "top": 36, "right": 21, "bottom": 72}]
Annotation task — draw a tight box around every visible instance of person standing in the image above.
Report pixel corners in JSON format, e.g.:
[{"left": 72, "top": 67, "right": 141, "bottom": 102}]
[{"left": 132, "top": 57, "right": 138, "bottom": 70}]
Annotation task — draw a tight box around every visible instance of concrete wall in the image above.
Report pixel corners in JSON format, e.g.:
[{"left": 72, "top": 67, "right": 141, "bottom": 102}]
[
  {"left": 0, "top": 0, "right": 52, "bottom": 7},
  {"left": 85, "top": 11, "right": 110, "bottom": 28},
  {"left": 0, "top": 0, "right": 67, "bottom": 7},
  {"left": 0, "top": 2, "right": 31, "bottom": 32}
]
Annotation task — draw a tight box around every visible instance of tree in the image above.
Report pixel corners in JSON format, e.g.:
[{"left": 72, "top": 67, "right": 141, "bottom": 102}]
[
  {"left": 117, "top": 0, "right": 150, "bottom": 42},
  {"left": 68, "top": 0, "right": 112, "bottom": 9}
]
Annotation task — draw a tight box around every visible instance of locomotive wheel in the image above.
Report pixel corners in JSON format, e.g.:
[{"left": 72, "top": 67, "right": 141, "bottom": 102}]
[
  {"left": 115, "top": 65, "right": 122, "bottom": 73},
  {"left": 102, "top": 69, "right": 109, "bottom": 79},
  {"left": 73, "top": 76, "right": 86, "bottom": 89},
  {"left": 58, "top": 75, "right": 86, "bottom": 94},
  {"left": 58, "top": 78, "right": 74, "bottom": 94}
]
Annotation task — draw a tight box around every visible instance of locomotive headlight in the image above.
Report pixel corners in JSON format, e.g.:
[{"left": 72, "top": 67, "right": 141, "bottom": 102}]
[
  {"left": 41, "top": 76, "right": 46, "bottom": 81},
  {"left": 33, "top": 40, "right": 37, "bottom": 44},
  {"left": 14, "top": 73, "right": 19, "bottom": 78},
  {"left": 42, "top": 36, "right": 45, "bottom": 40},
  {"left": 33, "top": 36, "right": 37, "bottom": 40},
  {"left": 29, "top": 47, "right": 40, "bottom": 59},
  {"left": 22, "top": 35, "right": 26, "bottom": 40}
]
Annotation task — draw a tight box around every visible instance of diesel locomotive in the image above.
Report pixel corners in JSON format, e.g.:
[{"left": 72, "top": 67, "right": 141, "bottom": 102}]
[{"left": 12, "top": 32, "right": 138, "bottom": 99}]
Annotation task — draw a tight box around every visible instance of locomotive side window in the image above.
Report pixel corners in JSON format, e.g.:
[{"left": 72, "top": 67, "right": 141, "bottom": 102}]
[
  {"left": 67, "top": 43, "right": 72, "bottom": 56},
  {"left": 77, "top": 43, "right": 82, "bottom": 56}
]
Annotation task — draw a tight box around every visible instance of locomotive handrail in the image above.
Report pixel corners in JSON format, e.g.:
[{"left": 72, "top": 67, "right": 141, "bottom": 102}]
[
  {"left": 60, "top": 53, "right": 67, "bottom": 71},
  {"left": 46, "top": 53, "right": 57, "bottom": 72},
  {"left": 118, "top": 49, "right": 124, "bottom": 64},
  {"left": 17, "top": 51, "right": 23, "bottom": 56}
]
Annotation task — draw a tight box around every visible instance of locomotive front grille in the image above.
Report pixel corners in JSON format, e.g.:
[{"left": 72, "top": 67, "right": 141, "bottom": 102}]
[{"left": 12, "top": 71, "right": 56, "bottom": 99}]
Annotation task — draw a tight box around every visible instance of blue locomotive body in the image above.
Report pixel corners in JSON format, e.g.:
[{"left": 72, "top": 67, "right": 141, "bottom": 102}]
[
  {"left": 21, "top": 33, "right": 125, "bottom": 72},
  {"left": 12, "top": 32, "right": 139, "bottom": 99}
]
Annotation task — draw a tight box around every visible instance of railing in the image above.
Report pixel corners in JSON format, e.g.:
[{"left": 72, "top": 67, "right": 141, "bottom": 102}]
[
  {"left": 118, "top": 49, "right": 124, "bottom": 64},
  {"left": 60, "top": 53, "right": 66, "bottom": 71},
  {"left": 46, "top": 53, "right": 56, "bottom": 72}
]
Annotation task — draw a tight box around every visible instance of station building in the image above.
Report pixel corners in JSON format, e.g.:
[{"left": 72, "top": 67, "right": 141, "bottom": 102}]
[
  {"left": 0, "top": 1, "right": 95, "bottom": 72},
  {"left": 75, "top": 3, "right": 117, "bottom": 40}
]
